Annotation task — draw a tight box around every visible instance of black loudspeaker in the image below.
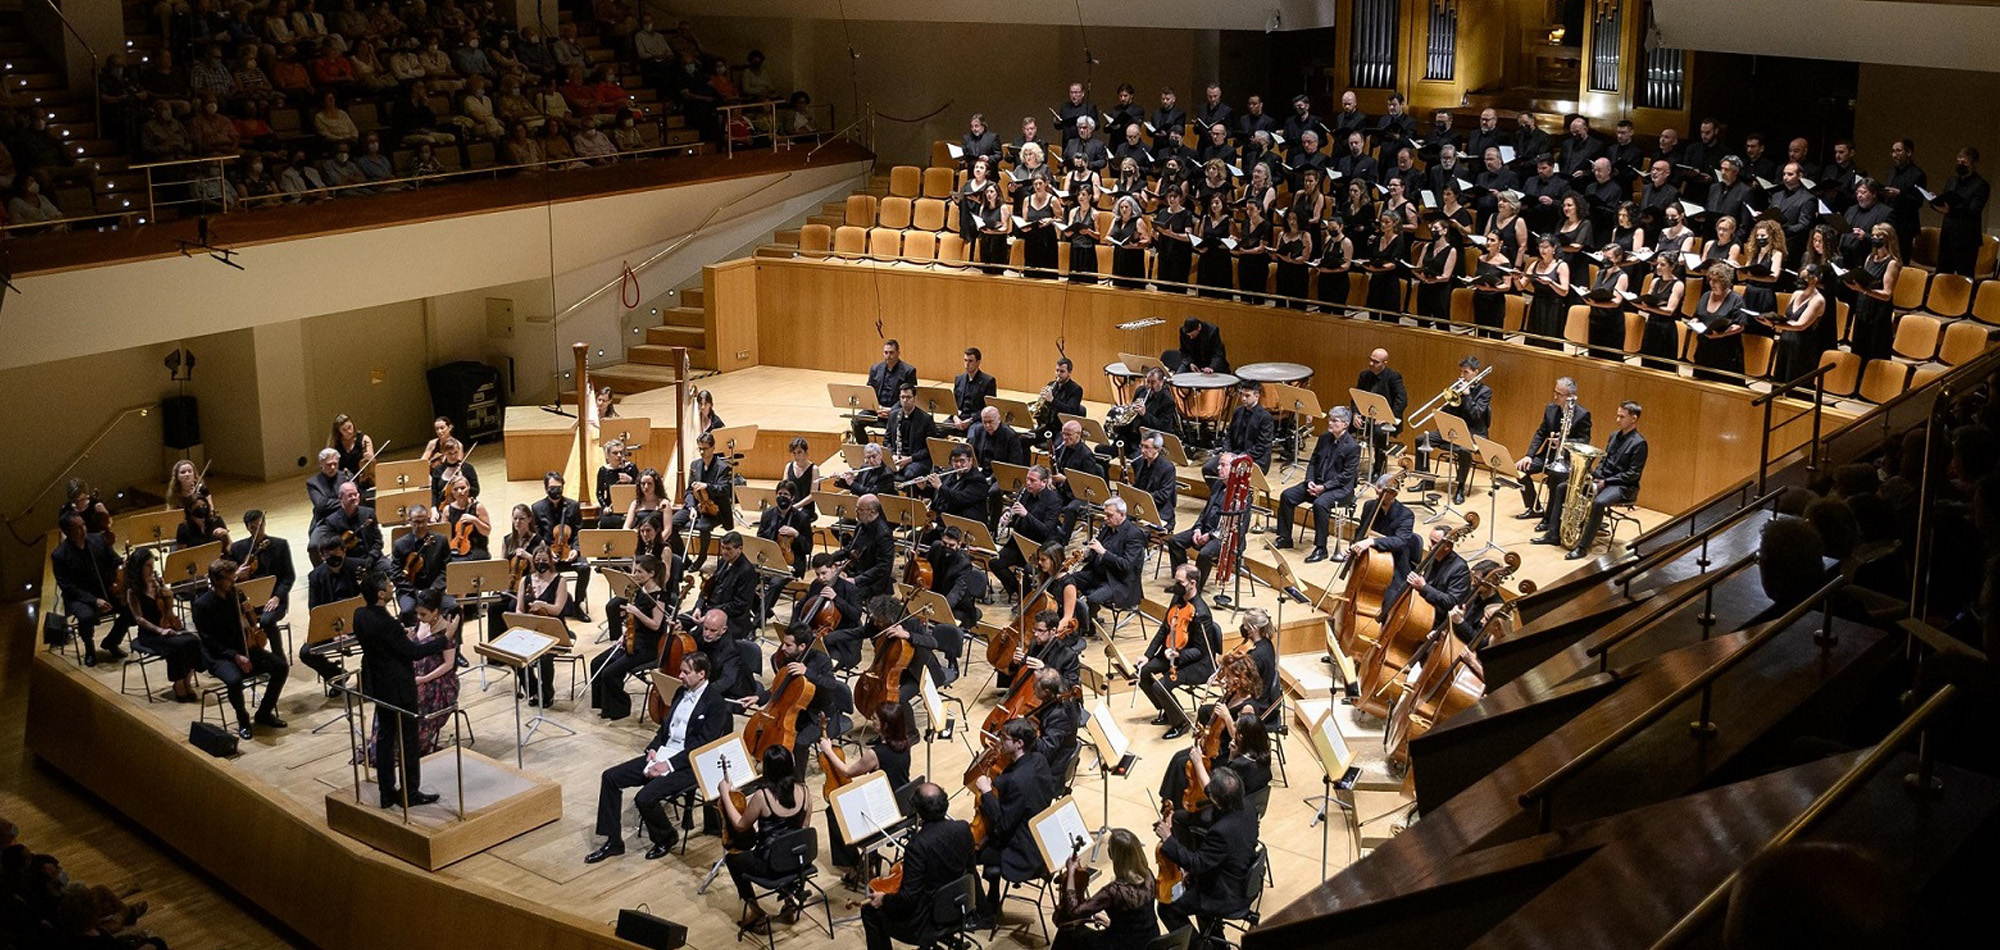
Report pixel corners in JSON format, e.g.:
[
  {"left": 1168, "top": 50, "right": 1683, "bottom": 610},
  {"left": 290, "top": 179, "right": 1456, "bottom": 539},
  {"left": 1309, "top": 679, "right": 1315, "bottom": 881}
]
[
  {"left": 614, "top": 909, "right": 686, "bottom": 950},
  {"left": 160, "top": 395, "right": 201, "bottom": 449},
  {"left": 426, "top": 361, "right": 504, "bottom": 443},
  {"left": 188, "top": 721, "right": 238, "bottom": 757}
]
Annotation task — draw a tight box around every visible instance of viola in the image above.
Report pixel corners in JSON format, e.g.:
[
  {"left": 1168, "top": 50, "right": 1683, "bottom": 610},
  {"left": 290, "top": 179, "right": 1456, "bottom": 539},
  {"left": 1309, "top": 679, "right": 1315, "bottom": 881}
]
[
  {"left": 743, "top": 660, "right": 818, "bottom": 760},
  {"left": 693, "top": 483, "right": 720, "bottom": 518},
  {"left": 1153, "top": 799, "right": 1185, "bottom": 904},
  {"left": 716, "top": 758, "right": 755, "bottom": 852},
  {"left": 549, "top": 524, "right": 574, "bottom": 562},
  {"left": 448, "top": 517, "right": 476, "bottom": 557},
  {"left": 1160, "top": 600, "right": 1194, "bottom": 680}
]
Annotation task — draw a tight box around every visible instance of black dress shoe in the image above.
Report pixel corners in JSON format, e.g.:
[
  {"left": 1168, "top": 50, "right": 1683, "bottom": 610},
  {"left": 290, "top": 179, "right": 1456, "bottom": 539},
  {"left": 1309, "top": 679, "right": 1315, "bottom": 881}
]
[
  {"left": 99, "top": 644, "right": 128, "bottom": 661},
  {"left": 1270, "top": 536, "right": 1292, "bottom": 549},
  {"left": 407, "top": 790, "right": 441, "bottom": 806},
  {"left": 1513, "top": 509, "right": 1543, "bottom": 520},
  {"left": 1532, "top": 534, "right": 1561, "bottom": 546},
  {"left": 585, "top": 840, "right": 626, "bottom": 863},
  {"left": 82, "top": 649, "right": 97, "bottom": 668},
  {"left": 644, "top": 841, "right": 674, "bottom": 860},
  {"left": 254, "top": 712, "right": 288, "bottom": 729},
  {"left": 1452, "top": 490, "right": 1466, "bottom": 506},
  {"left": 1162, "top": 725, "right": 1188, "bottom": 740},
  {"left": 1149, "top": 712, "right": 1168, "bottom": 726},
  {"left": 236, "top": 725, "right": 253, "bottom": 740},
  {"left": 1304, "top": 548, "right": 1329, "bottom": 564},
  {"left": 1565, "top": 548, "right": 1588, "bottom": 560}
]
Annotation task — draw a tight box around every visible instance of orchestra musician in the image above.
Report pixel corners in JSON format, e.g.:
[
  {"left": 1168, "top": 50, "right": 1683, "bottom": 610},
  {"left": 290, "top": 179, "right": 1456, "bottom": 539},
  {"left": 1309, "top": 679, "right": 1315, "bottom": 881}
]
[
  {"left": 834, "top": 443, "right": 897, "bottom": 500},
  {"left": 1077, "top": 497, "right": 1146, "bottom": 630},
  {"left": 388, "top": 504, "right": 449, "bottom": 616},
  {"left": 532, "top": 471, "right": 591, "bottom": 606},
  {"left": 948, "top": 347, "right": 998, "bottom": 433},
  {"left": 436, "top": 476, "right": 491, "bottom": 562},
  {"left": 860, "top": 782, "right": 975, "bottom": 950},
  {"left": 852, "top": 338, "right": 918, "bottom": 445},
  {"left": 1035, "top": 358, "right": 1087, "bottom": 447},
  {"left": 512, "top": 545, "right": 585, "bottom": 708},
  {"left": 1140, "top": 564, "right": 1221, "bottom": 739},
  {"left": 622, "top": 467, "right": 671, "bottom": 530},
  {"left": 886, "top": 384, "right": 938, "bottom": 485},
  {"left": 1273, "top": 406, "right": 1359, "bottom": 563},
  {"left": 1029, "top": 668, "right": 1083, "bottom": 779},
  {"left": 823, "top": 699, "right": 916, "bottom": 887},
  {"left": 993, "top": 466, "right": 1064, "bottom": 602},
  {"left": 1162, "top": 316, "right": 1230, "bottom": 374},
  {"left": 837, "top": 496, "right": 896, "bottom": 601},
  {"left": 693, "top": 607, "right": 755, "bottom": 701},
  {"left": 193, "top": 558, "right": 291, "bottom": 740},
  {"left": 673, "top": 431, "right": 735, "bottom": 570},
  {"left": 1052, "top": 828, "right": 1159, "bottom": 950},
  {"left": 971, "top": 405, "right": 1029, "bottom": 522},
  {"left": 1168, "top": 488, "right": 1236, "bottom": 592},
  {"left": 176, "top": 495, "right": 229, "bottom": 549},
  {"left": 1114, "top": 369, "right": 1180, "bottom": 460},
  {"left": 166, "top": 459, "right": 210, "bottom": 515},
  {"left": 695, "top": 389, "right": 724, "bottom": 434},
  {"left": 976, "top": 717, "right": 1058, "bottom": 918},
  {"left": 228, "top": 510, "right": 295, "bottom": 651},
  {"left": 860, "top": 593, "right": 955, "bottom": 703},
  {"left": 1546, "top": 401, "right": 1649, "bottom": 560},
  {"left": 922, "top": 446, "right": 992, "bottom": 534},
  {"left": 1353, "top": 348, "right": 1407, "bottom": 481},
  {"left": 328, "top": 413, "right": 377, "bottom": 495},
  {"left": 1152, "top": 766, "right": 1259, "bottom": 939},
  {"left": 1008, "top": 605, "right": 1083, "bottom": 690},
  {"left": 302, "top": 536, "right": 363, "bottom": 683},
  {"left": 585, "top": 651, "right": 733, "bottom": 863},
  {"left": 1129, "top": 433, "right": 1179, "bottom": 533},
  {"left": 1513, "top": 377, "right": 1591, "bottom": 522},
  {"left": 777, "top": 437, "right": 820, "bottom": 524},
  {"left": 693, "top": 532, "right": 760, "bottom": 640},
  {"left": 316, "top": 481, "right": 384, "bottom": 570},
  {"left": 1200, "top": 381, "right": 1274, "bottom": 493},
  {"left": 420, "top": 416, "right": 454, "bottom": 470},
  {"left": 594, "top": 438, "right": 640, "bottom": 528},
  {"left": 428, "top": 438, "right": 480, "bottom": 507},
  {"left": 1403, "top": 525, "right": 1473, "bottom": 631},
  {"left": 926, "top": 526, "right": 988, "bottom": 631},
  {"left": 1433, "top": 356, "right": 1493, "bottom": 506},
  {"left": 741, "top": 625, "right": 841, "bottom": 767},
  {"left": 587, "top": 553, "right": 667, "bottom": 720},
  {"left": 719, "top": 746, "right": 813, "bottom": 937},
  {"left": 354, "top": 568, "right": 453, "bottom": 808},
  {"left": 1234, "top": 608, "right": 1283, "bottom": 725},
  {"left": 1157, "top": 711, "right": 1273, "bottom": 816},
  {"left": 1051, "top": 419, "right": 1104, "bottom": 536},
  {"left": 49, "top": 514, "right": 126, "bottom": 666},
  {"left": 1343, "top": 475, "right": 1420, "bottom": 607},
  {"left": 121, "top": 547, "right": 204, "bottom": 702},
  {"left": 798, "top": 553, "right": 864, "bottom": 635},
  {"left": 755, "top": 484, "right": 815, "bottom": 599},
  {"left": 305, "top": 448, "right": 352, "bottom": 535}
]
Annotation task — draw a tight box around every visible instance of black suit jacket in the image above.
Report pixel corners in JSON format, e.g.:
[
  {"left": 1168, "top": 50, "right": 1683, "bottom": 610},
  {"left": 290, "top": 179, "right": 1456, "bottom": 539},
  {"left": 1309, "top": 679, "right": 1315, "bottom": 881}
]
[
  {"left": 1223, "top": 405, "right": 1274, "bottom": 470},
  {"left": 1013, "top": 488, "right": 1065, "bottom": 548},
  {"left": 51, "top": 534, "right": 120, "bottom": 605},
  {"left": 355, "top": 601, "right": 451, "bottom": 709},
  {"left": 1052, "top": 440, "right": 1102, "bottom": 489},
  {"left": 1415, "top": 549, "right": 1472, "bottom": 619},
  {"left": 981, "top": 750, "right": 1055, "bottom": 879},
  {"left": 960, "top": 130, "right": 1000, "bottom": 168},
  {"left": 1162, "top": 805, "right": 1259, "bottom": 917},
  {"left": 1460, "top": 382, "right": 1493, "bottom": 437},
  {"left": 193, "top": 588, "right": 253, "bottom": 661},
  {"left": 953, "top": 371, "right": 997, "bottom": 421},
  {"left": 866, "top": 360, "right": 919, "bottom": 411},
  {"left": 305, "top": 471, "right": 351, "bottom": 527},
  {"left": 1033, "top": 699, "right": 1082, "bottom": 778},
  {"left": 1353, "top": 497, "right": 1419, "bottom": 580},
  {"left": 888, "top": 407, "right": 938, "bottom": 470},
  {"left": 970, "top": 423, "right": 1027, "bottom": 471},
  {"left": 1174, "top": 320, "right": 1229, "bottom": 372},
  {"left": 389, "top": 531, "right": 450, "bottom": 597},
  {"left": 843, "top": 517, "right": 896, "bottom": 598},
  {"left": 1131, "top": 455, "right": 1178, "bottom": 531},
  {"left": 1355, "top": 368, "right": 1408, "bottom": 431},
  {"left": 1146, "top": 594, "right": 1219, "bottom": 685},
  {"left": 318, "top": 504, "right": 382, "bottom": 559},
  {"left": 228, "top": 536, "right": 297, "bottom": 602},
  {"left": 1089, "top": 520, "right": 1146, "bottom": 608},
  {"left": 1529, "top": 402, "right": 1593, "bottom": 461},
  {"left": 879, "top": 818, "right": 976, "bottom": 924},
  {"left": 699, "top": 555, "right": 761, "bottom": 639},
  {"left": 646, "top": 682, "right": 735, "bottom": 770},
  {"left": 1597, "top": 428, "right": 1649, "bottom": 491},
  {"left": 933, "top": 468, "right": 991, "bottom": 522},
  {"left": 686, "top": 456, "right": 737, "bottom": 529},
  {"left": 1304, "top": 432, "right": 1360, "bottom": 503},
  {"left": 531, "top": 496, "right": 583, "bottom": 537}
]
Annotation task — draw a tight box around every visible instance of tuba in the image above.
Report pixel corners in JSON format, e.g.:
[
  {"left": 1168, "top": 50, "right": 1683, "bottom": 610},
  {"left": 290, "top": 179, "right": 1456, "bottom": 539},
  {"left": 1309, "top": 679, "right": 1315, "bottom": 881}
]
[{"left": 1557, "top": 443, "right": 1604, "bottom": 549}]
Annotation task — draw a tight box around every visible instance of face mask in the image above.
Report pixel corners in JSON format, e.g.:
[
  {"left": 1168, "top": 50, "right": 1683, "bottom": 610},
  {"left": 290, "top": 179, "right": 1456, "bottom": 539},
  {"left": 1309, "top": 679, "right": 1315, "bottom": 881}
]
[
  {"left": 1958, "top": 162, "right": 1971, "bottom": 174},
  {"left": 206, "top": 102, "right": 219, "bottom": 113},
  {"left": 336, "top": 152, "right": 349, "bottom": 162},
  {"left": 1756, "top": 233, "right": 1768, "bottom": 244},
  {"left": 545, "top": 485, "right": 563, "bottom": 499},
  {"left": 1870, "top": 235, "right": 1885, "bottom": 249}
]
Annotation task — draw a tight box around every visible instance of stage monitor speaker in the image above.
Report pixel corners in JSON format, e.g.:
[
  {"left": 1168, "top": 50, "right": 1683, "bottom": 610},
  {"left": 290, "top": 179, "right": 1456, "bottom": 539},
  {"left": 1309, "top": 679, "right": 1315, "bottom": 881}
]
[
  {"left": 161, "top": 395, "right": 201, "bottom": 450},
  {"left": 188, "top": 721, "right": 238, "bottom": 757},
  {"left": 614, "top": 909, "right": 686, "bottom": 950}
]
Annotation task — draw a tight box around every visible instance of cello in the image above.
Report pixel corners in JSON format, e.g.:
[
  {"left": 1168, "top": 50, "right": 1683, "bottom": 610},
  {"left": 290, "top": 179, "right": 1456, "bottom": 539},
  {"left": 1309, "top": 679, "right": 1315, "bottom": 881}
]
[
  {"left": 1334, "top": 467, "right": 1408, "bottom": 655},
  {"left": 987, "top": 548, "right": 1084, "bottom": 670},
  {"left": 853, "top": 613, "right": 917, "bottom": 719},
  {"left": 1356, "top": 515, "right": 1479, "bottom": 718},
  {"left": 646, "top": 621, "right": 696, "bottom": 724},
  {"left": 743, "top": 661, "right": 818, "bottom": 760}
]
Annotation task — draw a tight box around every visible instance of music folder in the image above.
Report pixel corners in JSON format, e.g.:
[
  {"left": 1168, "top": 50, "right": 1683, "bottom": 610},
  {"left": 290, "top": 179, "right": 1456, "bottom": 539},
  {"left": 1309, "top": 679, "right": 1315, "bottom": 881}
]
[
  {"left": 690, "top": 733, "right": 756, "bottom": 800},
  {"left": 1030, "top": 797, "right": 1094, "bottom": 874},
  {"left": 829, "top": 771, "right": 907, "bottom": 847}
]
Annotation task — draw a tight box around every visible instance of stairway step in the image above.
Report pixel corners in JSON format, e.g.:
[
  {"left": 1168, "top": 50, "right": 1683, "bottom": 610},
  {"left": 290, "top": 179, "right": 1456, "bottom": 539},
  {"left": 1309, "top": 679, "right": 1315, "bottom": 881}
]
[
  {"left": 805, "top": 213, "right": 843, "bottom": 229},
  {"left": 677, "top": 286, "right": 704, "bottom": 309},
  {"left": 589, "top": 361, "right": 685, "bottom": 394},
  {"left": 661, "top": 306, "right": 704, "bottom": 328},
  {"left": 644, "top": 325, "right": 707, "bottom": 348},
  {"left": 628, "top": 342, "right": 701, "bottom": 366}
]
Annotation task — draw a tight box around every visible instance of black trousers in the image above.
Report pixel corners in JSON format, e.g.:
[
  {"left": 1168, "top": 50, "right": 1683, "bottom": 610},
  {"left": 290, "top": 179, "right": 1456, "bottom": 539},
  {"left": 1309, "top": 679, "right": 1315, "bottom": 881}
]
[
  {"left": 1571, "top": 484, "right": 1638, "bottom": 552},
  {"left": 1169, "top": 529, "right": 1223, "bottom": 589},
  {"left": 1531, "top": 466, "right": 1572, "bottom": 534},
  {"left": 589, "top": 645, "right": 654, "bottom": 718},
  {"left": 66, "top": 598, "right": 132, "bottom": 650},
  {"left": 727, "top": 845, "right": 794, "bottom": 902},
  {"left": 1139, "top": 657, "right": 1193, "bottom": 729},
  {"left": 210, "top": 648, "right": 289, "bottom": 725},
  {"left": 133, "top": 630, "right": 203, "bottom": 680},
  {"left": 862, "top": 901, "right": 926, "bottom": 950},
  {"left": 993, "top": 537, "right": 1044, "bottom": 596},
  {"left": 1519, "top": 455, "right": 1568, "bottom": 513},
  {"left": 373, "top": 702, "right": 424, "bottom": 797},
  {"left": 1276, "top": 484, "right": 1351, "bottom": 550},
  {"left": 595, "top": 755, "right": 696, "bottom": 844}
]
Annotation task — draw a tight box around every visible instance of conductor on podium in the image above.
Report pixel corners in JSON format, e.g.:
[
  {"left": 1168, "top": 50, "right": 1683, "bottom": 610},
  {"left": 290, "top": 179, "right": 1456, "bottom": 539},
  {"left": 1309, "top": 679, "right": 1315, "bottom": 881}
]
[{"left": 356, "top": 571, "right": 454, "bottom": 808}]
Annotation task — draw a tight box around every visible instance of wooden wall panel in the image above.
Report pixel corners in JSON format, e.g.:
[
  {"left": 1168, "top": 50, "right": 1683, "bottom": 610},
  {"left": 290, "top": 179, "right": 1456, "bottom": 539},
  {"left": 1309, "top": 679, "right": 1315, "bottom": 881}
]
[
  {"left": 24, "top": 657, "right": 627, "bottom": 950},
  {"left": 707, "top": 260, "right": 761, "bottom": 372},
  {"left": 732, "top": 260, "right": 1849, "bottom": 515}
]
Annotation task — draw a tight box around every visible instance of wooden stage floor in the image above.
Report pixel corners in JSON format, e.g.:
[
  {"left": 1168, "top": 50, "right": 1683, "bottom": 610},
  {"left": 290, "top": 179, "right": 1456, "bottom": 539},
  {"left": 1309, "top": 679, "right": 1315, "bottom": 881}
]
[{"left": 48, "top": 363, "right": 1669, "bottom": 950}]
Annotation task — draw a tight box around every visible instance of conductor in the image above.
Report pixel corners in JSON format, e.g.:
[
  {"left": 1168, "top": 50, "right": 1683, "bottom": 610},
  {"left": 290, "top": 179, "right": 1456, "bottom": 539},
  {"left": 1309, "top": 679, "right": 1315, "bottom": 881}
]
[{"left": 355, "top": 571, "right": 455, "bottom": 809}]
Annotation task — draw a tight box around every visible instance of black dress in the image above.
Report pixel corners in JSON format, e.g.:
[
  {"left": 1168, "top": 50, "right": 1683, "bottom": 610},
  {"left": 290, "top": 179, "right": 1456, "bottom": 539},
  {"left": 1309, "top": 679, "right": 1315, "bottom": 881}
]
[
  {"left": 1586, "top": 268, "right": 1627, "bottom": 360},
  {"left": 1109, "top": 216, "right": 1147, "bottom": 287},
  {"left": 1692, "top": 289, "right": 1748, "bottom": 384},
  {"left": 1849, "top": 256, "right": 1895, "bottom": 362},
  {"left": 1195, "top": 214, "right": 1235, "bottom": 298},
  {"left": 957, "top": 179, "right": 990, "bottom": 245},
  {"left": 1066, "top": 204, "right": 1098, "bottom": 283},
  {"left": 1153, "top": 207, "right": 1193, "bottom": 287},
  {"left": 1638, "top": 277, "right": 1682, "bottom": 370},
  {"left": 1739, "top": 248, "right": 1783, "bottom": 337},
  {"left": 1471, "top": 262, "right": 1509, "bottom": 337},
  {"left": 1364, "top": 234, "right": 1408, "bottom": 318},
  {"left": 1414, "top": 241, "right": 1454, "bottom": 329},
  {"left": 1557, "top": 220, "right": 1594, "bottom": 273},
  {"left": 1273, "top": 232, "right": 1310, "bottom": 307},
  {"left": 1023, "top": 196, "right": 1060, "bottom": 279},
  {"left": 1236, "top": 218, "right": 1272, "bottom": 303},
  {"left": 1315, "top": 233, "right": 1351, "bottom": 308},
  {"left": 975, "top": 203, "right": 1011, "bottom": 274},
  {"left": 1772, "top": 289, "right": 1826, "bottom": 384},
  {"left": 1524, "top": 260, "right": 1568, "bottom": 348}
]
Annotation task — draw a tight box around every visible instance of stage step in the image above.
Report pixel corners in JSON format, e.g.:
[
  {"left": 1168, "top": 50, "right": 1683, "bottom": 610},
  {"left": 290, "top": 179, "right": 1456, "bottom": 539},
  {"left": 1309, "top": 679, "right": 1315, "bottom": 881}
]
[
  {"left": 660, "top": 305, "right": 705, "bottom": 328},
  {"left": 677, "top": 286, "right": 704, "bottom": 309},
  {"left": 588, "top": 361, "right": 687, "bottom": 394},
  {"left": 642, "top": 325, "right": 707, "bottom": 349}
]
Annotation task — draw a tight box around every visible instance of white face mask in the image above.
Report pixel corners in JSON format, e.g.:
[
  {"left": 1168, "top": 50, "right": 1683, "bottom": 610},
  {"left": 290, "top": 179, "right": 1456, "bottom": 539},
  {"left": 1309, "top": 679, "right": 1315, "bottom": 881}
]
[{"left": 205, "top": 102, "right": 219, "bottom": 113}]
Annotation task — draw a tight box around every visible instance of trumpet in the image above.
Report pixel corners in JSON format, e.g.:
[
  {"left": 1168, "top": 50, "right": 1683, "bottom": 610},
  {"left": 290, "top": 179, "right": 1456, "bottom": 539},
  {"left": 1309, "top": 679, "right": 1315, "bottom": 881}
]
[
  {"left": 1409, "top": 365, "right": 1493, "bottom": 429},
  {"left": 1028, "top": 379, "right": 1058, "bottom": 420}
]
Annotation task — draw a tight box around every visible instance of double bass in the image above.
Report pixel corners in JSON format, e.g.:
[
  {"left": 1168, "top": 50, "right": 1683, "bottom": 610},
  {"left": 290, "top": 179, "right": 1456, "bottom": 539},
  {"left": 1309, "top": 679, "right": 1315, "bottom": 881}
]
[
  {"left": 1356, "top": 515, "right": 1479, "bottom": 718},
  {"left": 1335, "top": 467, "right": 1408, "bottom": 655}
]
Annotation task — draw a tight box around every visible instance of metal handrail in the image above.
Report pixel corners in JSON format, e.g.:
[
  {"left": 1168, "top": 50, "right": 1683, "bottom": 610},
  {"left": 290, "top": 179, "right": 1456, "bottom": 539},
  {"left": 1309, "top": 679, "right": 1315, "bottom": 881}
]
[
  {"left": 25, "top": 0, "right": 101, "bottom": 149},
  {"left": 0, "top": 403, "right": 156, "bottom": 547},
  {"left": 1753, "top": 362, "right": 1833, "bottom": 494},
  {"left": 1646, "top": 684, "right": 1958, "bottom": 949},
  {"left": 1909, "top": 346, "right": 2000, "bottom": 620},
  {"left": 1583, "top": 552, "right": 1760, "bottom": 672},
  {"left": 1517, "top": 575, "right": 1847, "bottom": 832},
  {"left": 1614, "top": 487, "right": 1779, "bottom": 593}
]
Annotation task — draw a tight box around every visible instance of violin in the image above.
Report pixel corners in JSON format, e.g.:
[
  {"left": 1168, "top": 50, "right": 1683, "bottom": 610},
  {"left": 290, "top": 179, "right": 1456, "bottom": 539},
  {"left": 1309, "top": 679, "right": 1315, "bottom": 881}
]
[
  {"left": 237, "top": 586, "right": 268, "bottom": 652},
  {"left": 1182, "top": 711, "right": 1230, "bottom": 810},
  {"left": 716, "top": 757, "right": 755, "bottom": 852},
  {"left": 693, "top": 483, "right": 720, "bottom": 518},
  {"left": 1153, "top": 799, "right": 1184, "bottom": 904},
  {"left": 619, "top": 580, "right": 641, "bottom": 655},
  {"left": 448, "top": 515, "right": 476, "bottom": 557},
  {"left": 549, "top": 524, "right": 574, "bottom": 562},
  {"left": 151, "top": 569, "right": 181, "bottom": 632},
  {"left": 1160, "top": 600, "right": 1194, "bottom": 681},
  {"left": 403, "top": 548, "right": 426, "bottom": 586},
  {"left": 1053, "top": 833, "right": 1093, "bottom": 929},
  {"left": 743, "top": 659, "right": 819, "bottom": 761}
]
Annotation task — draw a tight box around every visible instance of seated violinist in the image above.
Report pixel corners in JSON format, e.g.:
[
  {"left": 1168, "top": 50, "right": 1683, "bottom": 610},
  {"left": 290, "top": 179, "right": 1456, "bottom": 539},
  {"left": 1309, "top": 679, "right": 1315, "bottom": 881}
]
[
  {"left": 1152, "top": 766, "right": 1260, "bottom": 939},
  {"left": 719, "top": 747, "right": 813, "bottom": 937},
  {"left": 176, "top": 495, "right": 230, "bottom": 549},
  {"left": 1052, "top": 828, "right": 1160, "bottom": 950},
  {"left": 824, "top": 699, "right": 917, "bottom": 890},
  {"left": 531, "top": 471, "right": 591, "bottom": 606},
  {"left": 975, "top": 718, "right": 1057, "bottom": 919},
  {"left": 194, "top": 558, "right": 291, "bottom": 740},
  {"left": 228, "top": 509, "right": 295, "bottom": 656},
  {"left": 388, "top": 504, "right": 450, "bottom": 616},
  {"left": 861, "top": 782, "right": 975, "bottom": 950},
  {"left": 1158, "top": 709, "right": 1273, "bottom": 812},
  {"left": 587, "top": 553, "right": 668, "bottom": 720},
  {"left": 1139, "top": 564, "right": 1221, "bottom": 740}
]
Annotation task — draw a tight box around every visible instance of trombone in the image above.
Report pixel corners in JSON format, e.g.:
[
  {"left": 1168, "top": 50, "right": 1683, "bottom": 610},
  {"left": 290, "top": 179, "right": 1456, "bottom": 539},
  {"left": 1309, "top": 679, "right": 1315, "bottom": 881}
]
[{"left": 1408, "top": 365, "right": 1493, "bottom": 430}]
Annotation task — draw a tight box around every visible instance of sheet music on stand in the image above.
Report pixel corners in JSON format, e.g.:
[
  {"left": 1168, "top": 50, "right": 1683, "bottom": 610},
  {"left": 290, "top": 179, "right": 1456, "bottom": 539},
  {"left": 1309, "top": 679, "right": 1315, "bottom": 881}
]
[
  {"left": 1030, "top": 797, "right": 1095, "bottom": 874},
  {"left": 690, "top": 733, "right": 757, "bottom": 800},
  {"left": 829, "top": 771, "right": 909, "bottom": 847},
  {"left": 1085, "top": 701, "right": 1135, "bottom": 772}
]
